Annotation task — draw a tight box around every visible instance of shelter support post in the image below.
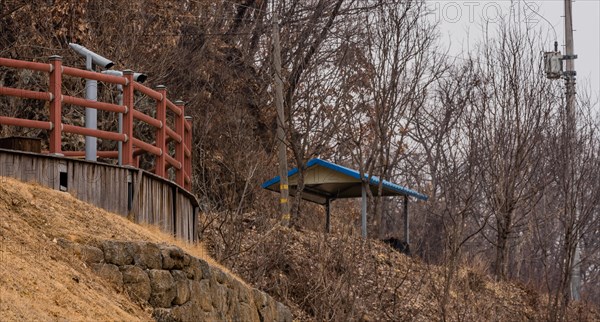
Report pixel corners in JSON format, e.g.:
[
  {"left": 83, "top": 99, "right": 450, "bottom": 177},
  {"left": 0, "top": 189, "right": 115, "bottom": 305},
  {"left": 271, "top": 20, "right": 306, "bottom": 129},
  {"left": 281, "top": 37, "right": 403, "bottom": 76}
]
[
  {"left": 361, "top": 183, "right": 367, "bottom": 238},
  {"left": 325, "top": 198, "right": 331, "bottom": 233},
  {"left": 404, "top": 195, "right": 409, "bottom": 245}
]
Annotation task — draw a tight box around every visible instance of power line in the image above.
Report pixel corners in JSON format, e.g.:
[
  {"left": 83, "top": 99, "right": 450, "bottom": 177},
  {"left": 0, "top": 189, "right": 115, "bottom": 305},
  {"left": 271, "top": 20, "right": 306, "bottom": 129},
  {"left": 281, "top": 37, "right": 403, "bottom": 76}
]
[{"left": 521, "top": 0, "right": 558, "bottom": 41}]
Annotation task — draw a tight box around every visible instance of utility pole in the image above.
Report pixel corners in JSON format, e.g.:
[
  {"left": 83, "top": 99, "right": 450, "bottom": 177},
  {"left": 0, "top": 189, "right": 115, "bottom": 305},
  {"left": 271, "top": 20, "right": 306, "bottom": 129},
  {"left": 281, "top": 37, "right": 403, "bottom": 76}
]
[
  {"left": 563, "top": 0, "right": 580, "bottom": 302},
  {"left": 272, "top": 5, "right": 290, "bottom": 226}
]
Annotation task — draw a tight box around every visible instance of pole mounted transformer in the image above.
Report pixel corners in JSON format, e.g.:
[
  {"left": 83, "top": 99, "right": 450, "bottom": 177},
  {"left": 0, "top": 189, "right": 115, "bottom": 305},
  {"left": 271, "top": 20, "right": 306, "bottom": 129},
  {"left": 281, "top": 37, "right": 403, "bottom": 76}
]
[
  {"left": 543, "top": 41, "right": 578, "bottom": 80},
  {"left": 543, "top": 42, "right": 563, "bottom": 79}
]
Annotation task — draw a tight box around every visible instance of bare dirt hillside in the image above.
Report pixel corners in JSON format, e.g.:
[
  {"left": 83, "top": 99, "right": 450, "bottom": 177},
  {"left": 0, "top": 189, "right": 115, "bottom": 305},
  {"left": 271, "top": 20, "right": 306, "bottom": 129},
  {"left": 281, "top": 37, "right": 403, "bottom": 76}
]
[{"left": 0, "top": 176, "right": 230, "bottom": 321}]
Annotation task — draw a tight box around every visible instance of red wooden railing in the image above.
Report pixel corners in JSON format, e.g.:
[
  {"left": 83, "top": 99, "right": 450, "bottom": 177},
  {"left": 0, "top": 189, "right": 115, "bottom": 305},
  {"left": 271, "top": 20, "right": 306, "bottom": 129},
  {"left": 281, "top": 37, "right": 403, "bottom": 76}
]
[{"left": 0, "top": 56, "right": 193, "bottom": 191}]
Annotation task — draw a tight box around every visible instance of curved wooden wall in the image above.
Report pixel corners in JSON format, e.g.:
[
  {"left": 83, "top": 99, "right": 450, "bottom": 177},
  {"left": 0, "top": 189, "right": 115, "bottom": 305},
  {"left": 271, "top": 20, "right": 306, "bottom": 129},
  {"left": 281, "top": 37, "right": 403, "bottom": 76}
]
[{"left": 0, "top": 148, "right": 198, "bottom": 242}]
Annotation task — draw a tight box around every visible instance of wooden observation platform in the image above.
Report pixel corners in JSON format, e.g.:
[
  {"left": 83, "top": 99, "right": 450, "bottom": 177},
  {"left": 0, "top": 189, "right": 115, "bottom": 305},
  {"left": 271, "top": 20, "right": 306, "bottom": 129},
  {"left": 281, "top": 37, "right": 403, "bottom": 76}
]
[{"left": 0, "top": 56, "right": 198, "bottom": 241}]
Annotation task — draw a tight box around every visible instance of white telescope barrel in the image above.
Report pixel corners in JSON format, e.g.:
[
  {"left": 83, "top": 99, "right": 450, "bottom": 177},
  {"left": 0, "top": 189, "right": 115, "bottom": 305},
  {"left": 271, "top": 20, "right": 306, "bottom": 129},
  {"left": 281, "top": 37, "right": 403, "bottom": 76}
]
[
  {"left": 101, "top": 70, "right": 147, "bottom": 83},
  {"left": 68, "top": 43, "right": 114, "bottom": 69}
]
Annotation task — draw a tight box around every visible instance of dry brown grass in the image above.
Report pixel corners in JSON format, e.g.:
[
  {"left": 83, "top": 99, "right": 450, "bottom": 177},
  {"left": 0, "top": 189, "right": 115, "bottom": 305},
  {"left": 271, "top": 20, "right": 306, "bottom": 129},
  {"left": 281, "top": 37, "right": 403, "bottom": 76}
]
[
  {"left": 213, "top": 215, "right": 600, "bottom": 321},
  {"left": 0, "top": 176, "right": 239, "bottom": 320}
]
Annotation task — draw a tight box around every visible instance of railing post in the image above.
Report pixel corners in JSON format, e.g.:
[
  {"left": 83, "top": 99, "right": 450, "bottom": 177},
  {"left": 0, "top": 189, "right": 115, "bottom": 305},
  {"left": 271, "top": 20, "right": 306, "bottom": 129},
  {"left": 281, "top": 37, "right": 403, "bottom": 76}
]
[
  {"left": 48, "top": 55, "right": 62, "bottom": 154},
  {"left": 175, "top": 100, "right": 185, "bottom": 187},
  {"left": 122, "top": 70, "right": 135, "bottom": 166},
  {"left": 184, "top": 115, "right": 192, "bottom": 191},
  {"left": 155, "top": 85, "right": 167, "bottom": 178}
]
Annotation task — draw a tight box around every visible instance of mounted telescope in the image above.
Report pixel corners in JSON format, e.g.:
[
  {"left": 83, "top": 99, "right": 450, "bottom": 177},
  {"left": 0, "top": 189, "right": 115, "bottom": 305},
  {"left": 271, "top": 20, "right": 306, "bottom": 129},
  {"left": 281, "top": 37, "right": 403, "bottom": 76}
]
[
  {"left": 68, "top": 43, "right": 114, "bottom": 161},
  {"left": 101, "top": 70, "right": 148, "bottom": 165},
  {"left": 68, "top": 43, "right": 114, "bottom": 69}
]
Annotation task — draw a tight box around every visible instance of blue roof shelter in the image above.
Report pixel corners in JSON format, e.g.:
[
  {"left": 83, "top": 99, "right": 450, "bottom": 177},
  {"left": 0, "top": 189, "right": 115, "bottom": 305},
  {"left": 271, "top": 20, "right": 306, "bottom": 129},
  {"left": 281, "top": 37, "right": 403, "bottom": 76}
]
[{"left": 262, "top": 158, "right": 428, "bottom": 241}]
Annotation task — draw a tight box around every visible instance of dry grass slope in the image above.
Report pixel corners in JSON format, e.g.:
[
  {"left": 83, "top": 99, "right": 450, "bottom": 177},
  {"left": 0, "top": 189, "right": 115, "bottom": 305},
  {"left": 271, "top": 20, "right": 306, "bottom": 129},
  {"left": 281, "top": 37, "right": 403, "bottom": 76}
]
[
  {"left": 0, "top": 176, "right": 231, "bottom": 321},
  {"left": 1, "top": 176, "right": 598, "bottom": 321},
  {"left": 215, "top": 216, "right": 600, "bottom": 321}
]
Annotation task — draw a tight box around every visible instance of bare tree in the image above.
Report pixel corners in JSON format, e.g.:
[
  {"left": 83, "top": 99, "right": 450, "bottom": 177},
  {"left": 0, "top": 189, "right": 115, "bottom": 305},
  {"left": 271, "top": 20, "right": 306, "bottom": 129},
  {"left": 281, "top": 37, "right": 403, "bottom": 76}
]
[
  {"left": 277, "top": 0, "right": 347, "bottom": 224},
  {"left": 543, "top": 87, "right": 600, "bottom": 318},
  {"left": 411, "top": 60, "right": 489, "bottom": 319},
  {"left": 332, "top": 0, "right": 440, "bottom": 238},
  {"left": 468, "top": 21, "right": 557, "bottom": 280}
]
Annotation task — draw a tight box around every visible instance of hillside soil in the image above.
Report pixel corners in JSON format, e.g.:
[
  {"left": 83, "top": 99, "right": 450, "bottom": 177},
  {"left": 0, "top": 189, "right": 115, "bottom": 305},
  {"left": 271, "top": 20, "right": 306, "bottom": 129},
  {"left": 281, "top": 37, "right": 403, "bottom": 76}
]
[{"left": 0, "top": 177, "right": 228, "bottom": 321}]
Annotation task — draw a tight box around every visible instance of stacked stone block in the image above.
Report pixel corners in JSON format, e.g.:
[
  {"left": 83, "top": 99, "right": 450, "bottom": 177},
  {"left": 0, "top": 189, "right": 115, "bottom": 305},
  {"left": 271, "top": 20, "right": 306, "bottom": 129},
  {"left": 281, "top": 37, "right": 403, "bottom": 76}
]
[{"left": 57, "top": 239, "right": 291, "bottom": 322}]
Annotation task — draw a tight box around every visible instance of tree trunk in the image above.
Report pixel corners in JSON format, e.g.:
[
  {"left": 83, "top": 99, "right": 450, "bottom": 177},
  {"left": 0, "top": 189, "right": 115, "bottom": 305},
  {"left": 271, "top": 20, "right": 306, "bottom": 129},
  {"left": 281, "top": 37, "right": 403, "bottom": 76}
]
[{"left": 495, "top": 214, "right": 511, "bottom": 280}]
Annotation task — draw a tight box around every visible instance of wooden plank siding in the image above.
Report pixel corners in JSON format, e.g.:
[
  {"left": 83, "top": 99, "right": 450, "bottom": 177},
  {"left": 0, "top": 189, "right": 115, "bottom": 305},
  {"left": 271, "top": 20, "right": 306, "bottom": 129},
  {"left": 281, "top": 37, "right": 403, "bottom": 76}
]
[
  {"left": 135, "top": 175, "right": 174, "bottom": 234},
  {"left": 67, "top": 161, "right": 130, "bottom": 215},
  {"left": 175, "top": 191, "right": 196, "bottom": 241},
  {"left": 0, "top": 148, "right": 198, "bottom": 242},
  {"left": 0, "top": 149, "right": 61, "bottom": 190}
]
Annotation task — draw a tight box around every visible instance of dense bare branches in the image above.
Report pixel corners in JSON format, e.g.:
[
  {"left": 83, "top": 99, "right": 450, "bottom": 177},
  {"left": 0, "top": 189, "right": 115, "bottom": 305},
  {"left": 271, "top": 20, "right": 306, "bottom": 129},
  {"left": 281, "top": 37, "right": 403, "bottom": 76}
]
[{"left": 468, "top": 21, "right": 558, "bottom": 281}]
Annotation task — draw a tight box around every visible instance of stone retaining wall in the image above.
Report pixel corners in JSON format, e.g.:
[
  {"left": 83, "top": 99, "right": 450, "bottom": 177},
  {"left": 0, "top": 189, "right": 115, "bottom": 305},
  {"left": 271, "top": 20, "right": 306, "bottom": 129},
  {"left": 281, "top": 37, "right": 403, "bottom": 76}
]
[{"left": 57, "top": 239, "right": 291, "bottom": 322}]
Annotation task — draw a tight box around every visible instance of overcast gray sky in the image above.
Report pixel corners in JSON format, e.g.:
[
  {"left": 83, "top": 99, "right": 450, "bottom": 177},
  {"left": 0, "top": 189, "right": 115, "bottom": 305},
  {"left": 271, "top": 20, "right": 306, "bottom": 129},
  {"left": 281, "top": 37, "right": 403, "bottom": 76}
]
[{"left": 426, "top": 0, "right": 600, "bottom": 100}]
